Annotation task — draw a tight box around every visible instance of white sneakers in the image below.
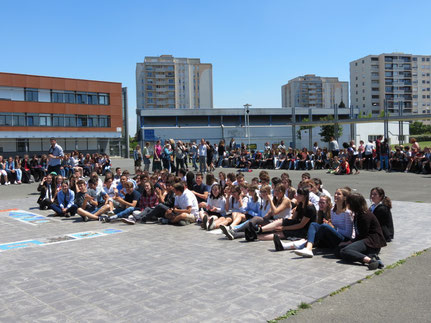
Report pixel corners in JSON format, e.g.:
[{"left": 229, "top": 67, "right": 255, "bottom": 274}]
[{"left": 294, "top": 248, "right": 314, "bottom": 258}]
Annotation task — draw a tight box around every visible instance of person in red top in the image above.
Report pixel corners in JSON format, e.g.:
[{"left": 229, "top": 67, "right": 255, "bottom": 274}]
[
  {"left": 20, "top": 154, "right": 33, "bottom": 183},
  {"left": 335, "top": 157, "right": 350, "bottom": 175}
]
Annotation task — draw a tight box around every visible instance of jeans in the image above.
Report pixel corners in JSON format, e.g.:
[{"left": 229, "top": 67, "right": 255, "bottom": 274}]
[
  {"left": 307, "top": 223, "right": 345, "bottom": 247},
  {"left": 199, "top": 156, "right": 207, "bottom": 173},
  {"left": 340, "top": 240, "right": 380, "bottom": 263},
  {"left": 50, "top": 203, "right": 77, "bottom": 216},
  {"left": 113, "top": 206, "right": 135, "bottom": 219},
  {"left": 379, "top": 155, "right": 389, "bottom": 170}
]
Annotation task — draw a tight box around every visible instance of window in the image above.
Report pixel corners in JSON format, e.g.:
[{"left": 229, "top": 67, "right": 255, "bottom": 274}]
[
  {"left": 12, "top": 113, "right": 26, "bottom": 126},
  {"left": 26, "top": 114, "right": 39, "bottom": 126},
  {"left": 53, "top": 115, "right": 64, "bottom": 127},
  {"left": 77, "top": 115, "right": 87, "bottom": 127},
  {"left": 64, "top": 92, "right": 75, "bottom": 103},
  {"left": 99, "top": 116, "right": 110, "bottom": 127},
  {"left": 76, "top": 93, "right": 87, "bottom": 104},
  {"left": 39, "top": 114, "right": 52, "bottom": 126},
  {"left": 51, "top": 91, "right": 64, "bottom": 103},
  {"left": 64, "top": 114, "right": 76, "bottom": 127},
  {"left": 87, "top": 93, "right": 98, "bottom": 105},
  {"left": 0, "top": 113, "right": 12, "bottom": 126},
  {"left": 98, "top": 93, "right": 109, "bottom": 105},
  {"left": 25, "top": 88, "right": 38, "bottom": 102}
]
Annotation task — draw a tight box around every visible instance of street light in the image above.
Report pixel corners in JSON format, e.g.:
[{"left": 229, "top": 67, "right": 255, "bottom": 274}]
[{"left": 243, "top": 103, "right": 251, "bottom": 149}]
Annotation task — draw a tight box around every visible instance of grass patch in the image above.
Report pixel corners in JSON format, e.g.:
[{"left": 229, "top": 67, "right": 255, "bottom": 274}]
[
  {"left": 415, "top": 201, "right": 425, "bottom": 203},
  {"left": 268, "top": 248, "right": 428, "bottom": 322}
]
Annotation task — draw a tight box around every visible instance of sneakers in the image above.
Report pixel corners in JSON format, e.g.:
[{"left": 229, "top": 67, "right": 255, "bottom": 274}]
[
  {"left": 371, "top": 255, "right": 385, "bottom": 269},
  {"left": 121, "top": 216, "right": 136, "bottom": 225},
  {"left": 107, "top": 210, "right": 115, "bottom": 216},
  {"left": 80, "top": 215, "right": 88, "bottom": 222},
  {"left": 294, "top": 248, "right": 314, "bottom": 258},
  {"left": 273, "top": 234, "right": 284, "bottom": 251},
  {"left": 178, "top": 220, "right": 189, "bottom": 226},
  {"left": 207, "top": 217, "right": 215, "bottom": 231},
  {"left": 220, "top": 225, "right": 234, "bottom": 240},
  {"left": 5, "top": 181, "right": 10, "bottom": 185},
  {"left": 201, "top": 215, "right": 208, "bottom": 229},
  {"left": 99, "top": 215, "right": 110, "bottom": 223},
  {"left": 367, "top": 260, "right": 380, "bottom": 270}
]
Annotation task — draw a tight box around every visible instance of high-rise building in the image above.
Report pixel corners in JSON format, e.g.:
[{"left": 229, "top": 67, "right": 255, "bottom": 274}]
[
  {"left": 350, "top": 53, "right": 431, "bottom": 116},
  {"left": 281, "top": 74, "right": 348, "bottom": 108},
  {"left": 136, "top": 55, "right": 213, "bottom": 110}
]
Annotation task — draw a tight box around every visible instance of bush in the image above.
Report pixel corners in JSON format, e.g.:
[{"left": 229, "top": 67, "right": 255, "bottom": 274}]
[{"left": 413, "top": 135, "right": 431, "bottom": 142}]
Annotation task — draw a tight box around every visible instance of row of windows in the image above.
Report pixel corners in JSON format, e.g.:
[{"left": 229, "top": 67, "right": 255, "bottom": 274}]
[
  {"left": 0, "top": 113, "right": 110, "bottom": 128},
  {"left": 23, "top": 88, "right": 110, "bottom": 105}
]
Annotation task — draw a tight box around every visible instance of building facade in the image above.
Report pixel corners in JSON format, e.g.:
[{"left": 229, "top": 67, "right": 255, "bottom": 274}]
[
  {"left": 0, "top": 72, "right": 123, "bottom": 156},
  {"left": 136, "top": 55, "right": 213, "bottom": 110},
  {"left": 350, "top": 53, "right": 431, "bottom": 116},
  {"left": 281, "top": 74, "right": 348, "bottom": 109},
  {"left": 137, "top": 107, "right": 358, "bottom": 150}
]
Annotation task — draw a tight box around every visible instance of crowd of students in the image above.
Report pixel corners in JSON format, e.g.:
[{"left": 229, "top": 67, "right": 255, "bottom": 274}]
[
  {"left": 132, "top": 136, "right": 431, "bottom": 176},
  {"left": 36, "top": 166, "right": 394, "bottom": 271},
  {"left": 0, "top": 151, "right": 111, "bottom": 185}
]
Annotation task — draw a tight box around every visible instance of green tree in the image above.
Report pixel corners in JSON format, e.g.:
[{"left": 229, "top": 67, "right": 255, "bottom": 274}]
[
  {"left": 410, "top": 121, "right": 431, "bottom": 135},
  {"left": 318, "top": 116, "right": 343, "bottom": 143},
  {"left": 297, "top": 117, "right": 311, "bottom": 140}
]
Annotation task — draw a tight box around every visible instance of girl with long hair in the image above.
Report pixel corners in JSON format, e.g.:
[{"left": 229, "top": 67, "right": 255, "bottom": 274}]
[
  {"left": 369, "top": 187, "right": 394, "bottom": 242},
  {"left": 339, "top": 193, "right": 387, "bottom": 270}
]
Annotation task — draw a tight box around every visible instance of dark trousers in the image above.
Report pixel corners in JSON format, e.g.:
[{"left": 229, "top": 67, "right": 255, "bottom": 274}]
[
  {"left": 38, "top": 198, "right": 52, "bottom": 210},
  {"left": 340, "top": 240, "right": 380, "bottom": 263},
  {"left": 364, "top": 154, "right": 373, "bottom": 170},
  {"left": 147, "top": 204, "right": 170, "bottom": 219},
  {"left": 47, "top": 165, "right": 61, "bottom": 175},
  {"left": 50, "top": 203, "right": 77, "bottom": 216}
]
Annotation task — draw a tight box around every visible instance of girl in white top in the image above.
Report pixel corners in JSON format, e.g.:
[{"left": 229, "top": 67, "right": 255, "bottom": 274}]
[
  {"left": 225, "top": 185, "right": 248, "bottom": 220},
  {"left": 200, "top": 184, "right": 229, "bottom": 230}
]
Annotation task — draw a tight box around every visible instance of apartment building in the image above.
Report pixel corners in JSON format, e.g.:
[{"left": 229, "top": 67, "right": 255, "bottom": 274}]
[
  {"left": 281, "top": 74, "right": 348, "bottom": 109},
  {"left": 136, "top": 55, "right": 213, "bottom": 110},
  {"left": 0, "top": 72, "right": 123, "bottom": 156},
  {"left": 350, "top": 53, "right": 431, "bottom": 116}
]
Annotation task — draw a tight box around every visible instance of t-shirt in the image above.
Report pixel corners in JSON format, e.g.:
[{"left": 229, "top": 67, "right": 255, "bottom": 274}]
[
  {"left": 75, "top": 192, "right": 86, "bottom": 208},
  {"left": 296, "top": 204, "right": 317, "bottom": 230},
  {"left": 192, "top": 183, "right": 209, "bottom": 203},
  {"left": 174, "top": 189, "right": 199, "bottom": 217},
  {"left": 124, "top": 190, "right": 141, "bottom": 205}
]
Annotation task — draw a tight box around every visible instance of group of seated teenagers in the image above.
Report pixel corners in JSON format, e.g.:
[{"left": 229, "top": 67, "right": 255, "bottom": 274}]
[
  {"left": 36, "top": 166, "right": 394, "bottom": 270},
  {"left": 0, "top": 151, "right": 111, "bottom": 186}
]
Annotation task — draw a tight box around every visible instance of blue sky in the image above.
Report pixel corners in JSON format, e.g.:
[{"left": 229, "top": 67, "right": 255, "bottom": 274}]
[{"left": 1, "top": 0, "right": 431, "bottom": 134}]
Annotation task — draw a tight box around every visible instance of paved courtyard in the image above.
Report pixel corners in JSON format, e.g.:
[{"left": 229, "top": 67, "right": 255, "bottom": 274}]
[{"left": 0, "top": 159, "right": 430, "bottom": 322}]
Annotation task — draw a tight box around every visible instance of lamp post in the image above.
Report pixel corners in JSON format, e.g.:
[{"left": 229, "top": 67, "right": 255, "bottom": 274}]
[{"left": 243, "top": 104, "right": 251, "bottom": 148}]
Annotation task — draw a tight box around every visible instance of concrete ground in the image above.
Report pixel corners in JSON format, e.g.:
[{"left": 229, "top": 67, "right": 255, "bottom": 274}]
[{"left": 0, "top": 159, "right": 430, "bottom": 322}]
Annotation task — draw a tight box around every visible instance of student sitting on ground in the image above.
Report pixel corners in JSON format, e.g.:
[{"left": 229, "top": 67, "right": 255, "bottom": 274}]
[
  {"left": 164, "top": 182, "right": 199, "bottom": 226},
  {"left": 37, "top": 174, "right": 55, "bottom": 210},
  {"left": 122, "top": 181, "right": 159, "bottom": 225},
  {"left": 339, "top": 192, "right": 387, "bottom": 270},
  {"left": 50, "top": 181, "right": 77, "bottom": 217},
  {"left": 369, "top": 187, "right": 394, "bottom": 242},
  {"left": 75, "top": 179, "right": 110, "bottom": 221},
  {"left": 100, "top": 181, "right": 140, "bottom": 222},
  {"left": 287, "top": 188, "right": 353, "bottom": 257},
  {"left": 245, "top": 187, "right": 315, "bottom": 242},
  {"left": 200, "top": 183, "right": 228, "bottom": 230}
]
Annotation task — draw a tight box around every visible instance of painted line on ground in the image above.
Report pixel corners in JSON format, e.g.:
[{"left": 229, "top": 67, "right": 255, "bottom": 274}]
[
  {"left": 0, "top": 229, "right": 124, "bottom": 252},
  {"left": 1, "top": 210, "right": 56, "bottom": 225},
  {"left": 0, "top": 208, "right": 19, "bottom": 213}
]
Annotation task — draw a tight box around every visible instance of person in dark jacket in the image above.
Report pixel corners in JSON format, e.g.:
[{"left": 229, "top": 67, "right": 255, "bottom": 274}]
[
  {"left": 37, "top": 174, "right": 56, "bottom": 210},
  {"left": 369, "top": 187, "right": 394, "bottom": 242},
  {"left": 339, "top": 193, "right": 387, "bottom": 270}
]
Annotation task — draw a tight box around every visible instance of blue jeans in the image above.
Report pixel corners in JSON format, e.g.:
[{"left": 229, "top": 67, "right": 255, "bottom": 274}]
[
  {"left": 113, "top": 206, "right": 135, "bottom": 219},
  {"left": 380, "top": 155, "right": 389, "bottom": 170},
  {"left": 307, "top": 222, "right": 345, "bottom": 248}
]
